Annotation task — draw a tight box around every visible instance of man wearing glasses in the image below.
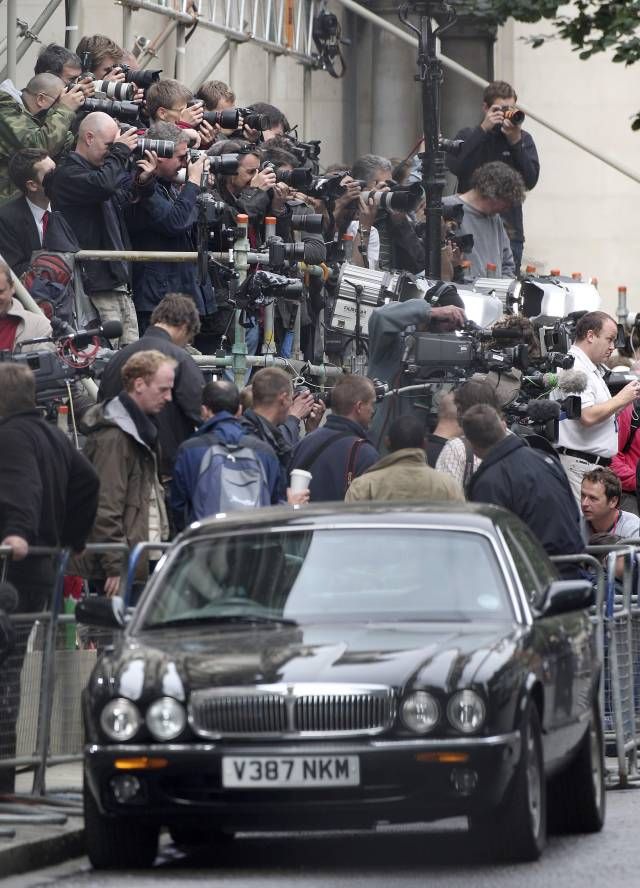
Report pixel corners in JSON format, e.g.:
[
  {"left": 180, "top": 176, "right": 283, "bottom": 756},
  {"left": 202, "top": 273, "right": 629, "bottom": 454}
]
[{"left": 0, "top": 72, "right": 84, "bottom": 204}]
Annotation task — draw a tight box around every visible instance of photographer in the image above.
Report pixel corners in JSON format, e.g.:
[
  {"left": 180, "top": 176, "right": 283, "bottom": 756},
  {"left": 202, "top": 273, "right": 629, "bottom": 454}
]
[
  {"left": 445, "top": 80, "right": 540, "bottom": 275},
  {"left": 48, "top": 111, "right": 157, "bottom": 346},
  {"left": 443, "top": 161, "right": 524, "bottom": 279},
  {"left": 145, "top": 79, "right": 213, "bottom": 150},
  {"left": 552, "top": 311, "right": 640, "bottom": 501},
  {"left": 0, "top": 73, "right": 84, "bottom": 204},
  {"left": 125, "top": 122, "right": 214, "bottom": 332},
  {"left": 367, "top": 291, "right": 466, "bottom": 450}
]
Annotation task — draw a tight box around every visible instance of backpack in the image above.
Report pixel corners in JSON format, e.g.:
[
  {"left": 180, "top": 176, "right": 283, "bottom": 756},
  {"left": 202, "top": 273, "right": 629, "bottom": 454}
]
[
  {"left": 22, "top": 250, "right": 96, "bottom": 330},
  {"left": 192, "top": 437, "right": 271, "bottom": 518}
]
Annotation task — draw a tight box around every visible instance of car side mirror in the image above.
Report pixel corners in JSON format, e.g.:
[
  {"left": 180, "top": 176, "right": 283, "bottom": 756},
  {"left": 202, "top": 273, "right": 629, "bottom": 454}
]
[
  {"left": 75, "top": 595, "right": 125, "bottom": 629},
  {"left": 539, "top": 580, "right": 594, "bottom": 617}
]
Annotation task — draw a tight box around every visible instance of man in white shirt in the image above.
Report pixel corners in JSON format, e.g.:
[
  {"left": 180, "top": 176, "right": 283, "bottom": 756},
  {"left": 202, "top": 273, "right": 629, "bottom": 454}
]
[
  {"left": 581, "top": 467, "right": 640, "bottom": 540},
  {"left": 0, "top": 147, "right": 55, "bottom": 276},
  {"left": 554, "top": 311, "right": 640, "bottom": 500}
]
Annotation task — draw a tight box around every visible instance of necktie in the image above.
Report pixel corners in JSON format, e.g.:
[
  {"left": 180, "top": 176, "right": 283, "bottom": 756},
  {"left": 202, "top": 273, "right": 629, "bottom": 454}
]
[{"left": 41, "top": 209, "right": 50, "bottom": 244}]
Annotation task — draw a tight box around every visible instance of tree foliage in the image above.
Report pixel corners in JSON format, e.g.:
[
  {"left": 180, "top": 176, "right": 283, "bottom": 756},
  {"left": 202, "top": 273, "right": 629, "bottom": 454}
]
[{"left": 481, "top": 0, "right": 640, "bottom": 127}]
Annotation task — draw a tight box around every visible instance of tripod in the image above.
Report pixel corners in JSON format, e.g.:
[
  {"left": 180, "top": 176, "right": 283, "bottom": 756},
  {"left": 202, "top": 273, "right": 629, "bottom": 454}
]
[{"left": 399, "top": 1, "right": 456, "bottom": 280}]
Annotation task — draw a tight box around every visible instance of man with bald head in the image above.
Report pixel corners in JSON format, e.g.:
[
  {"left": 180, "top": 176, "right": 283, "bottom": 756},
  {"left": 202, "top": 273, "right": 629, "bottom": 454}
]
[
  {"left": 49, "top": 112, "right": 157, "bottom": 345},
  {"left": 0, "top": 72, "right": 84, "bottom": 204}
]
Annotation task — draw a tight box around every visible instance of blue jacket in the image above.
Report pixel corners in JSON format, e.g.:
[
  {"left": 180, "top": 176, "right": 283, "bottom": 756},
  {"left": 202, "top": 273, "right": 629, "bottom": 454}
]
[
  {"left": 289, "top": 415, "right": 379, "bottom": 502},
  {"left": 171, "top": 412, "right": 281, "bottom": 530},
  {"left": 126, "top": 178, "right": 214, "bottom": 314}
]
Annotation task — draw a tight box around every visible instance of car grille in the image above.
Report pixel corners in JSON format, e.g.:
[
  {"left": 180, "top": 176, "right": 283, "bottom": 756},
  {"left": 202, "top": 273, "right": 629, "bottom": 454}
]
[{"left": 189, "top": 683, "right": 397, "bottom": 738}]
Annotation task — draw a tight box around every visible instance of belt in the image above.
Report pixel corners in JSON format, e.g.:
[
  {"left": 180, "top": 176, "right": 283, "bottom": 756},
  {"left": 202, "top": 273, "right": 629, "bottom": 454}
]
[{"left": 557, "top": 446, "right": 611, "bottom": 467}]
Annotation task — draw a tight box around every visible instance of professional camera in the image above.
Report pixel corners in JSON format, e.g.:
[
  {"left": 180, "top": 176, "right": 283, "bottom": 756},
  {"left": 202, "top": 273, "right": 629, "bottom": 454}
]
[
  {"left": 360, "top": 182, "right": 424, "bottom": 213},
  {"left": 304, "top": 172, "right": 349, "bottom": 199},
  {"left": 405, "top": 322, "right": 529, "bottom": 380},
  {"left": 501, "top": 106, "right": 525, "bottom": 125},
  {"left": 261, "top": 161, "right": 313, "bottom": 190},
  {"left": 282, "top": 133, "right": 322, "bottom": 171},
  {"left": 448, "top": 232, "right": 474, "bottom": 253},
  {"left": 234, "top": 270, "right": 303, "bottom": 310},
  {"left": 92, "top": 80, "right": 135, "bottom": 101},
  {"left": 534, "top": 313, "right": 580, "bottom": 357},
  {"left": 196, "top": 192, "right": 228, "bottom": 224},
  {"left": 442, "top": 203, "right": 465, "bottom": 225},
  {"left": 439, "top": 138, "right": 464, "bottom": 155},
  {"left": 133, "top": 137, "right": 174, "bottom": 158},
  {"left": 268, "top": 238, "right": 306, "bottom": 265},
  {"left": 81, "top": 96, "right": 139, "bottom": 123},
  {"left": 209, "top": 154, "right": 241, "bottom": 175},
  {"left": 117, "top": 64, "right": 162, "bottom": 89},
  {"left": 237, "top": 107, "right": 271, "bottom": 131},
  {"left": 290, "top": 213, "right": 324, "bottom": 234}
]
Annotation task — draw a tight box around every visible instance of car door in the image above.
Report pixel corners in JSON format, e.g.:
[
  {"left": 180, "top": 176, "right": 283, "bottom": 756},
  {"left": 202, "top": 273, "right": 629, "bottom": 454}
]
[{"left": 502, "top": 523, "right": 582, "bottom": 766}]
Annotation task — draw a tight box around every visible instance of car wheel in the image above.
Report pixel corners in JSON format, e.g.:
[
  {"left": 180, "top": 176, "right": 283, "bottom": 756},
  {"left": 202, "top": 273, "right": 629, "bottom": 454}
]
[
  {"left": 470, "top": 702, "right": 546, "bottom": 862},
  {"left": 83, "top": 780, "right": 159, "bottom": 870},
  {"left": 547, "top": 700, "right": 606, "bottom": 834}
]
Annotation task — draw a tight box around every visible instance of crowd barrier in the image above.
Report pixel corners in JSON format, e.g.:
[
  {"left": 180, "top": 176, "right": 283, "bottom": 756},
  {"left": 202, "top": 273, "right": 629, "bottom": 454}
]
[{"left": 1, "top": 539, "right": 639, "bottom": 838}]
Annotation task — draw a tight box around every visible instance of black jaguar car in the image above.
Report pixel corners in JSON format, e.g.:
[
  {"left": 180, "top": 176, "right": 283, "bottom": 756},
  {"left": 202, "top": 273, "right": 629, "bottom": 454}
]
[{"left": 77, "top": 503, "right": 605, "bottom": 869}]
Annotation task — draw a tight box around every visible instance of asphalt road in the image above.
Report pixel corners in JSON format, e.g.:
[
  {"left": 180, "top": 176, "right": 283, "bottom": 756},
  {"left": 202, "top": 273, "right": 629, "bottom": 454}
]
[{"left": 6, "top": 788, "right": 640, "bottom": 888}]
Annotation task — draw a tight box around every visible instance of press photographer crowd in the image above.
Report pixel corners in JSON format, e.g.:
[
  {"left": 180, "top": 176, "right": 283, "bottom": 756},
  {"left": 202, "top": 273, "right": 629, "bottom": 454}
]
[{"left": 2, "top": 31, "right": 640, "bottom": 713}]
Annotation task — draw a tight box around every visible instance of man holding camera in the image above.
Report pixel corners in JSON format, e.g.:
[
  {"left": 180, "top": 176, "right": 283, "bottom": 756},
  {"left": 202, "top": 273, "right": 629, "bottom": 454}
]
[
  {"left": 0, "top": 73, "right": 84, "bottom": 205},
  {"left": 446, "top": 80, "right": 539, "bottom": 275},
  {"left": 125, "top": 121, "right": 213, "bottom": 332},
  {"left": 552, "top": 311, "right": 640, "bottom": 502},
  {"left": 48, "top": 111, "right": 157, "bottom": 346}
]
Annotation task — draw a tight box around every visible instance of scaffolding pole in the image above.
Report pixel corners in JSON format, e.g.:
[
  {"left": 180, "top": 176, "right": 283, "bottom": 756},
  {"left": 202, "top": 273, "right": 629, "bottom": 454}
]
[
  {"left": 333, "top": 0, "right": 640, "bottom": 186},
  {"left": 190, "top": 40, "right": 229, "bottom": 91},
  {"left": 175, "top": 22, "right": 186, "bottom": 81},
  {"left": 0, "top": 0, "right": 63, "bottom": 81},
  {"left": 65, "top": 0, "right": 80, "bottom": 50},
  {"left": 5, "top": 0, "right": 16, "bottom": 82}
]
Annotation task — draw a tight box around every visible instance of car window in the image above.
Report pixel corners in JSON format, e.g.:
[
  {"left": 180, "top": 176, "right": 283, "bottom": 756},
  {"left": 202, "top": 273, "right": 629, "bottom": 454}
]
[
  {"left": 504, "top": 523, "right": 556, "bottom": 607},
  {"left": 138, "top": 528, "right": 514, "bottom": 629}
]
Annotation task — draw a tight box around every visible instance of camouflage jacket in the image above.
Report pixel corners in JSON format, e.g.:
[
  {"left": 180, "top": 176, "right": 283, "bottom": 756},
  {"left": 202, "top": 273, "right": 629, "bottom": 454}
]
[{"left": 0, "top": 81, "right": 76, "bottom": 205}]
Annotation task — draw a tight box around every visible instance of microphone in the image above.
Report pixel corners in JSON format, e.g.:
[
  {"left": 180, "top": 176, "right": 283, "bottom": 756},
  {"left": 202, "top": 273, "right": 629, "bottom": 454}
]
[
  {"left": 65, "top": 320, "right": 123, "bottom": 349},
  {"left": 527, "top": 400, "right": 561, "bottom": 422},
  {"left": 524, "top": 369, "right": 588, "bottom": 393},
  {"left": 0, "top": 582, "right": 18, "bottom": 615}
]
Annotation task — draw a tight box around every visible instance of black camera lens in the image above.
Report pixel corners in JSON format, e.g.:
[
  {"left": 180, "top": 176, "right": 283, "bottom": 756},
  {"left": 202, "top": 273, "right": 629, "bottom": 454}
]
[
  {"left": 123, "top": 67, "right": 162, "bottom": 89},
  {"left": 82, "top": 97, "right": 140, "bottom": 123},
  {"left": 202, "top": 109, "right": 241, "bottom": 130},
  {"left": 209, "top": 154, "right": 240, "bottom": 174},
  {"left": 277, "top": 168, "right": 313, "bottom": 189},
  {"left": 238, "top": 108, "right": 270, "bottom": 131},
  {"left": 291, "top": 213, "right": 323, "bottom": 234},
  {"left": 306, "top": 174, "right": 347, "bottom": 199},
  {"left": 92, "top": 80, "right": 135, "bottom": 101},
  {"left": 136, "top": 138, "right": 174, "bottom": 158}
]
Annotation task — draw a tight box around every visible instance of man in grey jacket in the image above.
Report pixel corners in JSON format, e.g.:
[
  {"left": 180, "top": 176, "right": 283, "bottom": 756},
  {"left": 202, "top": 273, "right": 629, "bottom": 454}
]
[{"left": 443, "top": 161, "right": 525, "bottom": 279}]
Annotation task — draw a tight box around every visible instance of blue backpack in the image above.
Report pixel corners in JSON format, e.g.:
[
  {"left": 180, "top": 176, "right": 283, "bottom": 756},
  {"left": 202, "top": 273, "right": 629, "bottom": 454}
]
[{"left": 192, "top": 436, "right": 271, "bottom": 518}]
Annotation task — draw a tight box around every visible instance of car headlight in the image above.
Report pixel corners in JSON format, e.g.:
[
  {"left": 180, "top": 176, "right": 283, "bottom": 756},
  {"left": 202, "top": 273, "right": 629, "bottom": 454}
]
[
  {"left": 145, "top": 697, "right": 186, "bottom": 741},
  {"left": 447, "top": 690, "right": 486, "bottom": 734},
  {"left": 100, "top": 698, "right": 142, "bottom": 742},
  {"left": 400, "top": 691, "right": 440, "bottom": 734}
]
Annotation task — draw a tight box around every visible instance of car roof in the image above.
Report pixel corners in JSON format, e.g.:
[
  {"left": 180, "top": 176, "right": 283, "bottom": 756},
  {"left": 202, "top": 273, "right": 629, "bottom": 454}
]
[{"left": 178, "top": 501, "right": 515, "bottom": 540}]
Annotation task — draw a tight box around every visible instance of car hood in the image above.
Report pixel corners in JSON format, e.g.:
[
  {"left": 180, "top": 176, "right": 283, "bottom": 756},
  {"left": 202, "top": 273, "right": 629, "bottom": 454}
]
[{"left": 98, "top": 621, "right": 524, "bottom": 701}]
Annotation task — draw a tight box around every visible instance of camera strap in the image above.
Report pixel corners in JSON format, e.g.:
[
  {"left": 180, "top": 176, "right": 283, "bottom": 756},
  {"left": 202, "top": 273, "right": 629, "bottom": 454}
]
[
  {"left": 345, "top": 439, "right": 366, "bottom": 492},
  {"left": 294, "top": 431, "right": 355, "bottom": 474}
]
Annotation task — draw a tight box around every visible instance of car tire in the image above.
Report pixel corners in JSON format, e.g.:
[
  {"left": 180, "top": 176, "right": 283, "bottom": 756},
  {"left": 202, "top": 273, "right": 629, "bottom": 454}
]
[
  {"left": 168, "top": 824, "right": 233, "bottom": 850},
  {"left": 547, "top": 700, "right": 606, "bottom": 834},
  {"left": 470, "top": 702, "right": 546, "bottom": 862},
  {"left": 83, "top": 780, "right": 159, "bottom": 870}
]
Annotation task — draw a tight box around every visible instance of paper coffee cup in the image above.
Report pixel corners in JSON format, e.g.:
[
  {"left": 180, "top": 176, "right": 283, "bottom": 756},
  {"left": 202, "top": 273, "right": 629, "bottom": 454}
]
[{"left": 290, "top": 469, "right": 312, "bottom": 493}]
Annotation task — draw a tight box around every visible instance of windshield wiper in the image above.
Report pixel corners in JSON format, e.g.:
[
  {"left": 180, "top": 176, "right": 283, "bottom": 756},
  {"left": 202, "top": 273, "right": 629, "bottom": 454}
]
[{"left": 144, "top": 614, "right": 298, "bottom": 630}]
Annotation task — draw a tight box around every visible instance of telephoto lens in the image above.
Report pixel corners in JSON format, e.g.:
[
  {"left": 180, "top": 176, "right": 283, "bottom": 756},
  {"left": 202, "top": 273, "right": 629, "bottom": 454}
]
[
  {"left": 291, "top": 213, "right": 324, "bottom": 234},
  {"left": 122, "top": 66, "right": 162, "bottom": 89},
  {"left": 92, "top": 80, "right": 136, "bottom": 101},
  {"left": 202, "top": 109, "right": 241, "bottom": 129},
  {"left": 209, "top": 154, "right": 240, "bottom": 174},
  {"left": 136, "top": 138, "right": 174, "bottom": 158},
  {"left": 277, "top": 168, "right": 313, "bottom": 189},
  {"left": 82, "top": 97, "right": 140, "bottom": 123},
  {"left": 503, "top": 107, "right": 525, "bottom": 125}
]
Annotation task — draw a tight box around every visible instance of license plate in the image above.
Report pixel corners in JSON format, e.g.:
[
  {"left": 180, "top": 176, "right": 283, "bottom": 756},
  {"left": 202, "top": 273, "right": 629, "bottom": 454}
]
[{"left": 221, "top": 755, "right": 360, "bottom": 788}]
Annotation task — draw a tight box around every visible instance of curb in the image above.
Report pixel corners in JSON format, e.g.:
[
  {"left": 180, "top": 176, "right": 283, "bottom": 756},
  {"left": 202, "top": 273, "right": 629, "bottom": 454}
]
[{"left": 0, "top": 826, "right": 85, "bottom": 878}]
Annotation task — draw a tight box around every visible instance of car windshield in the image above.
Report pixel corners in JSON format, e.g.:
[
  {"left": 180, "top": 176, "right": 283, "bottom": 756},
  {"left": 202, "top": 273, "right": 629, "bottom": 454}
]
[{"left": 137, "top": 527, "right": 513, "bottom": 629}]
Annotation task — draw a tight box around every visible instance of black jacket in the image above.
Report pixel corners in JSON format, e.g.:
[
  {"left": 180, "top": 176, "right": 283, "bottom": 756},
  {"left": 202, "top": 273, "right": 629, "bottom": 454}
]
[
  {"left": 48, "top": 144, "right": 152, "bottom": 293},
  {"left": 467, "top": 434, "right": 584, "bottom": 558},
  {"left": 0, "top": 409, "right": 99, "bottom": 549},
  {"left": 289, "top": 415, "right": 379, "bottom": 502},
  {"left": 446, "top": 125, "right": 540, "bottom": 243},
  {"left": 98, "top": 325, "right": 205, "bottom": 475},
  {"left": 0, "top": 196, "right": 79, "bottom": 277},
  {"left": 126, "top": 178, "right": 214, "bottom": 315}
]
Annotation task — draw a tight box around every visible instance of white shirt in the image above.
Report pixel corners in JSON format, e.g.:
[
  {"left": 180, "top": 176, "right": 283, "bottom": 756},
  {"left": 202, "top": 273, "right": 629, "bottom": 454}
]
[
  {"left": 554, "top": 344, "right": 618, "bottom": 457},
  {"left": 26, "top": 199, "right": 50, "bottom": 246},
  {"left": 346, "top": 221, "right": 380, "bottom": 269}
]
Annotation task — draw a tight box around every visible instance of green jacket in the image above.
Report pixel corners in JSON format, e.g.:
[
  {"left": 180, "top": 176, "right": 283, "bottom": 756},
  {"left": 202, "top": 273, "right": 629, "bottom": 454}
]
[
  {"left": 345, "top": 448, "right": 465, "bottom": 504},
  {"left": 0, "top": 81, "right": 76, "bottom": 205}
]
